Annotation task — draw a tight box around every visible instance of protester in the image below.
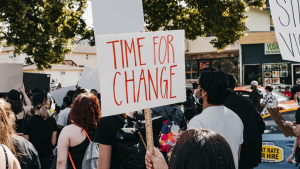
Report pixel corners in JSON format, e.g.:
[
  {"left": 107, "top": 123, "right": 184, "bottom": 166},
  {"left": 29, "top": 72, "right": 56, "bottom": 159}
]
[
  {"left": 183, "top": 89, "right": 197, "bottom": 122},
  {"left": 51, "top": 105, "right": 61, "bottom": 123},
  {"left": 224, "top": 74, "right": 265, "bottom": 169},
  {"left": 91, "top": 89, "right": 101, "bottom": 107},
  {"left": 283, "top": 86, "right": 291, "bottom": 97},
  {"left": 261, "top": 86, "right": 278, "bottom": 115},
  {"left": 0, "top": 99, "right": 41, "bottom": 169},
  {"left": 6, "top": 84, "right": 32, "bottom": 133},
  {"left": 56, "top": 83, "right": 62, "bottom": 90},
  {"left": 249, "top": 80, "right": 263, "bottom": 114},
  {"left": 95, "top": 113, "right": 126, "bottom": 169},
  {"left": 57, "top": 96, "right": 72, "bottom": 129},
  {"left": 22, "top": 92, "right": 57, "bottom": 169},
  {"left": 145, "top": 128, "right": 235, "bottom": 169},
  {"left": 0, "top": 144, "right": 21, "bottom": 169},
  {"left": 188, "top": 68, "right": 243, "bottom": 169},
  {"left": 57, "top": 92, "right": 101, "bottom": 169}
]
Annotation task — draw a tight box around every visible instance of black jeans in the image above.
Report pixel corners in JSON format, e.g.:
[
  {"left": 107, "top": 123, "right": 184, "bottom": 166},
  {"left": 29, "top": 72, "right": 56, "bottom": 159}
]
[{"left": 40, "top": 155, "right": 54, "bottom": 169}]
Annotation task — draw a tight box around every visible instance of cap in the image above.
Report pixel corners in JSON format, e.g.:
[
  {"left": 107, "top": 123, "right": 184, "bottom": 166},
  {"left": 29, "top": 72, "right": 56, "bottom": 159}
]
[
  {"left": 7, "top": 90, "right": 20, "bottom": 101},
  {"left": 251, "top": 81, "right": 258, "bottom": 86}
]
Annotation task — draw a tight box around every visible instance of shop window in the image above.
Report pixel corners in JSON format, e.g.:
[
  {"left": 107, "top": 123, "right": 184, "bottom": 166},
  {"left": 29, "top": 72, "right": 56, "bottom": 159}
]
[
  {"left": 185, "top": 60, "right": 199, "bottom": 88},
  {"left": 244, "top": 65, "right": 262, "bottom": 86},
  {"left": 263, "top": 63, "right": 291, "bottom": 91}
]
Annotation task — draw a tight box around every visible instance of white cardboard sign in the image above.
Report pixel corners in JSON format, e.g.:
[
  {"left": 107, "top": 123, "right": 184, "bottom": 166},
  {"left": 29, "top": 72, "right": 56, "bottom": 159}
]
[
  {"left": 0, "top": 63, "right": 23, "bottom": 92},
  {"left": 91, "top": 0, "right": 144, "bottom": 36},
  {"left": 51, "top": 86, "right": 76, "bottom": 107},
  {"left": 269, "top": 0, "right": 300, "bottom": 61},
  {"left": 78, "top": 66, "right": 100, "bottom": 92},
  {"left": 97, "top": 30, "right": 186, "bottom": 117}
]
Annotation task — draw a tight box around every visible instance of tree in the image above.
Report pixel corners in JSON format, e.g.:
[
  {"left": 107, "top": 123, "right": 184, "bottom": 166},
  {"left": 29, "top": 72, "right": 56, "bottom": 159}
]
[{"left": 0, "top": 0, "right": 265, "bottom": 70}]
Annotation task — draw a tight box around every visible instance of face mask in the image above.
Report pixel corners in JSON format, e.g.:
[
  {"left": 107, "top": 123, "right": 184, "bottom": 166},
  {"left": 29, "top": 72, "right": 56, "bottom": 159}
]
[{"left": 194, "top": 89, "right": 204, "bottom": 105}]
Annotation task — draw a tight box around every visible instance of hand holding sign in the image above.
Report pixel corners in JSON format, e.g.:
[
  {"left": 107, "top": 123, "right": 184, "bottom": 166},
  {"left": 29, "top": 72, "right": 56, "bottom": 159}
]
[{"left": 267, "top": 108, "right": 295, "bottom": 137}]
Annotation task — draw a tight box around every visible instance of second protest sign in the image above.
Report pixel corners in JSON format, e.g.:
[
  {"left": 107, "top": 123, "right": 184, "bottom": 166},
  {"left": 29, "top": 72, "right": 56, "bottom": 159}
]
[{"left": 97, "top": 30, "right": 186, "bottom": 117}]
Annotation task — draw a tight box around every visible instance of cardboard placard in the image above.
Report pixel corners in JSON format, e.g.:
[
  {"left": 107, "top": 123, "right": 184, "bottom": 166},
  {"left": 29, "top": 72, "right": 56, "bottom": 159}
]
[
  {"left": 0, "top": 63, "right": 23, "bottom": 92},
  {"left": 96, "top": 30, "right": 186, "bottom": 117},
  {"left": 269, "top": 1, "right": 300, "bottom": 61},
  {"left": 78, "top": 66, "right": 100, "bottom": 92},
  {"left": 91, "top": 0, "right": 144, "bottom": 36},
  {"left": 50, "top": 86, "right": 76, "bottom": 107},
  {"left": 23, "top": 73, "right": 51, "bottom": 92},
  {"left": 267, "top": 108, "right": 295, "bottom": 137}
]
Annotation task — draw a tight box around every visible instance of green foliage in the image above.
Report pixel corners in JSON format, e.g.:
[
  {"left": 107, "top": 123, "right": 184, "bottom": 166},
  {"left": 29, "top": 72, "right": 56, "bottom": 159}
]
[{"left": 0, "top": 0, "right": 265, "bottom": 69}]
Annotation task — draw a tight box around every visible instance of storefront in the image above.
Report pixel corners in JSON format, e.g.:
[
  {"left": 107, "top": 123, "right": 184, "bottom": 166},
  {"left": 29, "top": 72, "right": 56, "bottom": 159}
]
[
  {"left": 241, "top": 43, "right": 300, "bottom": 91},
  {"left": 185, "top": 51, "right": 239, "bottom": 88}
]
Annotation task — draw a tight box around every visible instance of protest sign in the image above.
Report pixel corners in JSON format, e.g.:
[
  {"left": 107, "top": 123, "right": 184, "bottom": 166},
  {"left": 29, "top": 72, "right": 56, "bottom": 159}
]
[
  {"left": 91, "top": 0, "right": 144, "bottom": 36},
  {"left": 23, "top": 73, "right": 51, "bottom": 92},
  {"left": 269, "top": 0, "right": 300, "bottom": 61},
  {"left": 96, "top": 30, "right": 186, "bottom": 117},
  {"left": 51, "top": 86, "right": 76, "bottom": 107},
  {"left": 0, "top": 63, "right": 23, "bottom": 93},
  {"left": 78, "top": 66, "right": 100, "bottom": 92},
  {"left": 267, "top": 108, "right": 295, "bottom": 137}
]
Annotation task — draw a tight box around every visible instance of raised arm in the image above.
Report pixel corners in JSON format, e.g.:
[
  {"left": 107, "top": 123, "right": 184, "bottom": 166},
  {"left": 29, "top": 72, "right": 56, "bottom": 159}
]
[{"left": 19, "top": 84, "right": 32, "bottom": 114}]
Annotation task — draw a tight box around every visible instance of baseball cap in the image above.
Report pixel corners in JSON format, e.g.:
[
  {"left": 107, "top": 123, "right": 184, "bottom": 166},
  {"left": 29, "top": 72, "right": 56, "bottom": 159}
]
[
  {"left": 7, "top": 89, "right": 20, "bottom": 101},
  {"left": 251, "top": 81, "right": 258, "bottom": 86}
]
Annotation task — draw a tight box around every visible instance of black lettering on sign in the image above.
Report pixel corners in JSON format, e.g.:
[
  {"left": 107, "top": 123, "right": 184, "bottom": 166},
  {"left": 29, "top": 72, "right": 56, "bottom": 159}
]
[
  {"left": 267, "top": 148, "right": 270, "bottom": 153},
  {"left": 276, "top": 0, "right": 290, "bottom": 27}
]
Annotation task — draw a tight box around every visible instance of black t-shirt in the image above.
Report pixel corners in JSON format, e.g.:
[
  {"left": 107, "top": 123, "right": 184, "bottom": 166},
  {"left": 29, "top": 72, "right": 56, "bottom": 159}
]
[
  {"left": 296, "top": 108, "right": 300, "bottom": 124},
  {"left": 22, "top": 115, "right": 57, "bottom": 159},
  {"left": 93, "top": 115, "right": 125, "bottom": 169}
]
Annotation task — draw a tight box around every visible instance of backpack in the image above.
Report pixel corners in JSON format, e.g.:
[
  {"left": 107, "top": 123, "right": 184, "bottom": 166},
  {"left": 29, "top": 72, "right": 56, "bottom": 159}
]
[{"left": 116, "top": 111, "right": 163, "bottom": 169}]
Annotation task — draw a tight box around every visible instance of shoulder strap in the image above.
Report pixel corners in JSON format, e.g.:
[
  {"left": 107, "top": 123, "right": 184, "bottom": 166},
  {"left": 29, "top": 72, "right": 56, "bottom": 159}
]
[
  {"left": 0, "top": 144, "right": 9, "bottom": 169},
  {"left": 68, "top": 152, "right": 76, "bottom": 169},
  {"left": 82, "top": 127, "right": 91, "bottom": 142}
]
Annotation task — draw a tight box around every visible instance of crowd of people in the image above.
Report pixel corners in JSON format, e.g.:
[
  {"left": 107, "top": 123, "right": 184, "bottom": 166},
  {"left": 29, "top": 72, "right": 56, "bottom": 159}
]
[{"left": 3, "top": 67, "right": 300, "bottom": 169}]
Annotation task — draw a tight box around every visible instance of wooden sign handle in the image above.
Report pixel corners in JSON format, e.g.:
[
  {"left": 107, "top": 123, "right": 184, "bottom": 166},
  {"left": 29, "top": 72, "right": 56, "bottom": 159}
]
[{"left": 144, "top": 108, "right": 154, "bottom": 154}]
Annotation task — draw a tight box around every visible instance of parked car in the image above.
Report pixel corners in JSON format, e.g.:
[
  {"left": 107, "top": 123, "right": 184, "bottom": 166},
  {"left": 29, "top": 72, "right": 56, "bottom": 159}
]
[
  {"left": 256, "top": 108, "right": 298, "bottom": 168},
  {"left": 234, "top": 86, "right": 298, "bottom": 110}
]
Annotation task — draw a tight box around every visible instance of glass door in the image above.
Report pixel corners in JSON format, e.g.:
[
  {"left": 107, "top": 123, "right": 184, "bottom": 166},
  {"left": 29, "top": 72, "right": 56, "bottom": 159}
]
[
  {"left": 243, "top": 65, "right": 262, "bottom": 86},
  {"left": 293, "top": 65, "right": 300, "bottom": 86}
]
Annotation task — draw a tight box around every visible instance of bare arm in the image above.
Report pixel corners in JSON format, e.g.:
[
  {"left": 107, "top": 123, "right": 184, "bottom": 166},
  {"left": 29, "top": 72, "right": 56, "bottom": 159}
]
[
  {"left": 97, "top": 144, "right": 112, "bottom": 169},
  {"left": 23, "top": 135, "right": 29, "bottom": 140},
  {"left": 19, "top": 84, "right": 32, "bottom": 114},
  {"left": 51, "top": 131, "right": 57, "bottom": 146},
  {"left": 57, "top": 129, "right": 69, "bottom": 169}
]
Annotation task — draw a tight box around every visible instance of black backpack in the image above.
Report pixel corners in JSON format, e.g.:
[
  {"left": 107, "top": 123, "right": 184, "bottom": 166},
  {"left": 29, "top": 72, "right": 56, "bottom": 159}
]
[{"left": 116, "top": 111, "right": 163, "bottom": 169}]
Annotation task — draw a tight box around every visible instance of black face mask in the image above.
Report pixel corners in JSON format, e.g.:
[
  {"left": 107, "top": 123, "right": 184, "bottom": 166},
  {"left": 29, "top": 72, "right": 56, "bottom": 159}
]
[{"left": 251, "top": 86, "right": 254, "bottom": 90}]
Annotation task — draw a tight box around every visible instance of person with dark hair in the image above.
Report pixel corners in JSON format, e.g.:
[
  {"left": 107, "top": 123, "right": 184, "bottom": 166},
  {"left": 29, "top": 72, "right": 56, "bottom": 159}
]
[
  {"left": 56, "top": 83, "right": 62, "bottom": 90},
  {"left": 145, "top": 128, "right": 235, "bottom": 169},
  {"left": 6, "top": 84, "right": 32, "bottom": 133},
  {"left": 224, "top": 74, "right": 265, "bottom": 169},
  {"left": 249, "top": 81, "right": 263, "bottom": 114},
  {"left": 0, "top": 99, "right": 41, "bottom": 169},
  {"left": 260, "top": 85, "right": 278, "bottom": 115},
  {"left": 57, "top": 96, "right": 72, "bottom": 129},
  {"left": 283, "top": 86, "right": 291, "bottom": 97},
  {"left": 57, "top": 93, "right": 101, "bottom": 169},
  {"left": 188, "top": 68, "right": 243, "bottom": 169},
  {"left": 183, "top": 89, "right": 197, "bottom": 122},
  {"left": 22, "top": 91, "right": 57, "bottom": 169}
]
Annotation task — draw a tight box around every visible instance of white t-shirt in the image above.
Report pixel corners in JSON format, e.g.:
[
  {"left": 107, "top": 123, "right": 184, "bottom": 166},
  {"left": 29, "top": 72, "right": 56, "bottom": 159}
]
[
  {"left": 188, "top": 106, "right": 244, "bottom": 169},
  {"left": 57, "top": 108, "right": 71, "bottom": 127}
]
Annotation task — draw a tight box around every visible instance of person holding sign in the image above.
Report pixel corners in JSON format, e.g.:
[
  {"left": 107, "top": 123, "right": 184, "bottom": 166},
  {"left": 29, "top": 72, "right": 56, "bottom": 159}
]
[
  {"left": 188, "top": 68, "right": 243, "bottom": 169},
  {"left": 145, "top": 128, "right": 235, "bottom": 169}
]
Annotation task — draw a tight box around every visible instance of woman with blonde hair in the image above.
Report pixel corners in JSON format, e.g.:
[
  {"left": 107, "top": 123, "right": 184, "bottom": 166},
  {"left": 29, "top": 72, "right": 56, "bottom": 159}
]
[
  {"left": 22, "top": 91, "right": 57, "bottom": 169},
  {"left": 0, "top": 98, "right": 40, "bottom": 169},
  {"left": 0, "top": 101, "right": 21, "bottom": 169}
]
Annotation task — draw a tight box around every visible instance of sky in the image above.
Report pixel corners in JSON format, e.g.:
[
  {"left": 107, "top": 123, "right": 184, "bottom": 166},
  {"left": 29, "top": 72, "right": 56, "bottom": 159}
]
[{"left": 82, "top": 1, "right": 94, "bottom": 28}]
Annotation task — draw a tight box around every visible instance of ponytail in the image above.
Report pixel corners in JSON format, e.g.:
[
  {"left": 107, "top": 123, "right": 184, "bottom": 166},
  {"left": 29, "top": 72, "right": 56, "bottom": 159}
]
[{"left": 36, "top": 104, "right": 49, "bottom": 120}]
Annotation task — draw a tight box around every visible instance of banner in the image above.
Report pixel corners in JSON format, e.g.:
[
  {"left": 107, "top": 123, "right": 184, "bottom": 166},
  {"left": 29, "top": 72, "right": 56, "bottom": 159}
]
[
  {"left": 96, "top": 30, "right": 186, "bottom": 117},
  {"left": 51, "top": 86, "right": 76, "bottom": 107},
  {"left": 23, "top": 73, "right": 51, "bottom": 92},
  {"left": 269, "top": 0, "right": 300, "bottom": 61},
  {"left": 78, "top": 66, "right": 100, "bottom": 92},
  {"left": 91, "top": 0, "right": 144, "bottom": 36},
  {"left": 0, "top": 63, "right": 23, "bottom": 93}
]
